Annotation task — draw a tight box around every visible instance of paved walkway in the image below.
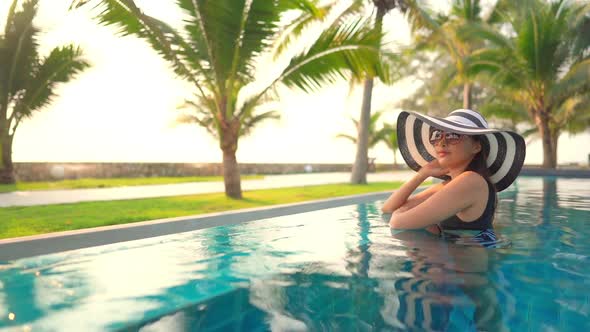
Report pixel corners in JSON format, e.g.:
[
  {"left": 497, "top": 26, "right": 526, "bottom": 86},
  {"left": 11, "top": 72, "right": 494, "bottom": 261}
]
[{"left": 0, "top": 171, "right": 415, "bottom": 207}]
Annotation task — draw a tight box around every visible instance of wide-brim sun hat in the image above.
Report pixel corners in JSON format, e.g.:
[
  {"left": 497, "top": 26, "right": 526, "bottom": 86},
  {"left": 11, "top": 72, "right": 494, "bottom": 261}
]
[{"left": 397, "top": 109, "right": 526, "bottom": 192}]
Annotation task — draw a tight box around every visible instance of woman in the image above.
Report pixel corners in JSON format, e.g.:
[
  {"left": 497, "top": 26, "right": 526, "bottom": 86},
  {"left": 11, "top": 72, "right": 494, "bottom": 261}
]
[{"left": 382, "top": 109, "right": 526, "bottom": 233}]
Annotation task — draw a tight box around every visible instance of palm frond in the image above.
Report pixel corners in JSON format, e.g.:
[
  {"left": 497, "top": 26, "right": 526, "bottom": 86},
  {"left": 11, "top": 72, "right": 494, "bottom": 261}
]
[
  {"left": 350, "top": 116, "right": 359, "bottom": 129},
  {"left": 381, "top": 50, "right": 405, "bottom": 81},
  {"left": 467, "top": 48, "right": 526, "bottom": 90},
  {"left": 178, "top": 112, "right": 217, "bottom": 136},
  {"left": 479, "top": 100, "right": 528, "bottom": 125},
  {"left": 412, "top": 30, "right": 444, "bottom": 52},
  {"left": 404, "top": 0, "right": 440, "bottom": 34},
  {"left": 73, "top": 0, "right": 202, "bottom": 89},
  {"left": 4, "top": 0, "right": 19, "bottom": 36},
  {"left": 369, "top": 109, "right": 384, "bottom": 123},
  {"left": 187, "top": 0, "right": 289, "bottom": 89},
  {"left": 485, "top": 0, "right": 512, "bottom": 24},
  {"left": 2, "top": 0, "right": 40, "bottom": 97},
  {"left": 570, "top": 2, "right": 590, "bottom": 61},
  {"left": 451, "top": 0, "right": 482, "bottom": 22},
  {"left": 12, "top": 45, "right": 89, "bottom": 122},
  {"left": 175, "top": 0, "right": 212, "bottom": 77},
  {"left": 272, "top": 0, "right": 336, "bottom": 61},
  {"left": 435, "top": 64, "right": 459, "bottom": 94},
  {"left": 337, "top": 110, "right": 395, "bottom": 148},
  {"left": 514, "top": 2, "right": 572, "bottom": 83},
  {"left": 370, "top": 125, "right": 394, "bottom": 148},
  {"left": 147, "top": 15, "right": 216, "bottom": 93},
  {"left": 331, "top": 0, "right": 364, "bottom": 23},
  {"left": 336, "top": 133, "right": 357, "bottom": 143},
  {"left": 379, "top": 123, "right": 398, "bottom": 151},
  {"left": 176, "top": 97, "right": 219, "bottom": 138},
  {"left": 550, "top": 58, "right": 590, "bottom": 106},
  {"left": 553, "top": 94, "right": 590, "bottom": 134},
  {"left": 240, "top": 110, "right": 280, "bottom": 137},
  {"left": 521, "top": 127, "right": 539, "bottom": 142},
  {"left": 457, "top": 21, "right": 513, "bottom": 50},
  {"left": 278, "top": 18, "right": 387, "bottom": 93},
  {"left": 230, "top": 0, "right": 282, "bottom": 84}
]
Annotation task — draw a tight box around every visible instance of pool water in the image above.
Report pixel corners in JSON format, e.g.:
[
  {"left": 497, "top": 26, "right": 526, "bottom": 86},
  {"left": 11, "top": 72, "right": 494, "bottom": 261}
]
[{"left": 0, "top": 176, "right": 589, "bottom": 331}]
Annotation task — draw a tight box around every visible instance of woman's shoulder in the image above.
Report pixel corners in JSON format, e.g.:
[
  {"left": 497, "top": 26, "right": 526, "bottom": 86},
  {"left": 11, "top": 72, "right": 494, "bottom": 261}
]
[
  {"left": 448, "top": 171, "right": 488, "bottom": 190},
  {"left": 460, "top": 170, "right": 486, "bottom": 180}
]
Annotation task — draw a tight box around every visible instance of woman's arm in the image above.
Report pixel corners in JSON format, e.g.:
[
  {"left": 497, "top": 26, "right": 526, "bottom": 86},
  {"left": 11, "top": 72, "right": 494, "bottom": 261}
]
[
  {"left": 389, "top": 171, "right": 484, "bottom": 229},
  {"left": 393, "top": 182, "right": 443, "bottom": 213},
  {"left": 381, "top": 160, "right": 449, "bottom": 213},
  {"left": 381, "top": 172, "right": 430, "bottom": 213}
]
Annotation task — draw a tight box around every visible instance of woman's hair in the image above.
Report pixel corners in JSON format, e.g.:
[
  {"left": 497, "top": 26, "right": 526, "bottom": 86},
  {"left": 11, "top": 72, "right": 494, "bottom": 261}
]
[
  {"left": 465, "top": 135, "right": 494, "bottom": 188},
  {"left": 465, "top": 135, "right": 498, "bottom": 213}
]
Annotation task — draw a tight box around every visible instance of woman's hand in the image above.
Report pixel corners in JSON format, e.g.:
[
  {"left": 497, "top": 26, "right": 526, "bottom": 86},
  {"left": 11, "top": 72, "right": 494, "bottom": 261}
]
[
  {"left": 425, "top": 224, "right": 442, "bottom": 235},
  {"left": 418, "top": 159, "right": 449, "bottom": 178}
]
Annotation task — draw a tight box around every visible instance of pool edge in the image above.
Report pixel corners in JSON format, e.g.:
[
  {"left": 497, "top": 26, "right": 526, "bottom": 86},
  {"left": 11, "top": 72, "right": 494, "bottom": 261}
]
[{"left": 0, "top": 187, "right": 424, "bottom": 261}]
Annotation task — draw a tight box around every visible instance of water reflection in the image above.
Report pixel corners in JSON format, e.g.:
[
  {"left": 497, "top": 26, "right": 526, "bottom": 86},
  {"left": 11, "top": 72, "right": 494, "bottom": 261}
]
[
  {"left": 389, "top": 230, "right": 509, "bottom": 331},
  {"left": 131, "top": 209, "right": 512, "bottom": 331},
  {"left": 0, "top": 269, "right": 44, "bottom": 327},
  {"left": 491, "top": 176, "right": 590, "bottom": 330}
]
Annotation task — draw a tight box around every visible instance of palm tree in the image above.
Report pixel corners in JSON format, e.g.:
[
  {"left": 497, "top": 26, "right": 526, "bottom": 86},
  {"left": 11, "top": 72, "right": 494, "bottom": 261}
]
[
  {"left": 337, "top": 110, "right": 399, "bottom": 166},
  {"left": 399, "top": 50, "right": 493, "bottom": 116},
  {"left": 548, "top": 95, "right": 590, "bottom": 163},
  {"left": 381, "top": 123, "right": 399, "bottom": 166},
  {"left": 176, "top": 94, "right": 280, "bottom": 154},
  {"left": 480, "top": 87, "right": 590, "bottom": 160},
  {"left": 0, "top": 0, "right": 89, "bottom": 184},
  {"left": 71, "top": 0, "right": 390, "bottom": 198},
  {"left": 411, "top": 0, "right": 506, "bottom": 110},
  {"left": 478, "top": 91, "right": 538, "bottom": 144},
  {"left": 350, "top": 0, "right": 416, "bottom": 184},
  {"left": 466, "top": 0, "right": 590, "bottom": 168}
]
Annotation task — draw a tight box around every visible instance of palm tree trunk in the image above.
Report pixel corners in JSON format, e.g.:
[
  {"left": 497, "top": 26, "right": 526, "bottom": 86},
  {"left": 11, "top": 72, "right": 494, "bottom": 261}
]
[
  {"left": 222, "top": 148, "right": 242, "bottom": 199},
  {"left": 220, "top": 126, "right": 242, "bottom": 199},
  {"left": 536, "top": 110, "right": 556, "bottom": 169},
  {"left": 550, "top": 128, "right": 559, "bottom": 168},
  {"left": 542, "top": 177, "right": 559, "bottom": 224},
  {"left": 0, "top": 96, "right": 14, "bottom": 184},
  {"left": 0, "top": 132, "right": 15, "bottom": 184},
  {"left": 350, "top": 78, "right": 374, "bottom": 184},
  {"left": 350, "top": 4, "right": 385, "bottom": 184},
  {"left": 463, "top": 82, "right": 472, "bottom": 109}
]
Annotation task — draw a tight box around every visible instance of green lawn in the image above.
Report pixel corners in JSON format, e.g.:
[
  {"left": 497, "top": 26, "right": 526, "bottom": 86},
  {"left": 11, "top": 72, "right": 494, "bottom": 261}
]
[
  {"left": 0, "top": 181, "right": 404, "bottom": 239},
  {"left": 0, "top": 175, "right": 263, "bottom": 193}
]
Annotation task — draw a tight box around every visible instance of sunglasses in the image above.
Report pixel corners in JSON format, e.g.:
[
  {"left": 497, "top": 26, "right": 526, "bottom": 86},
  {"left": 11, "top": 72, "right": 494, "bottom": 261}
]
[{"left": 429, "top": 130, "right": 465, "bottom": 145}]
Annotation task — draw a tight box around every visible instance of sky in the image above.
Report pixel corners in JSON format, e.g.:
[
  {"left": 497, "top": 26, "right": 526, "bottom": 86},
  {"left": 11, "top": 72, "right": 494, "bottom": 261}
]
[{"left": 3, "top": 0, "right": 590, "bottom": 166}]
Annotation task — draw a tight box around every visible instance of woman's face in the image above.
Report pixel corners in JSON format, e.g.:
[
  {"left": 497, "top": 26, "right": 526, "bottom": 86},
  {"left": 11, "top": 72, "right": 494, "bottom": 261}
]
[{"left": 429, "top": 130, "right": 481, "bottom": 168}]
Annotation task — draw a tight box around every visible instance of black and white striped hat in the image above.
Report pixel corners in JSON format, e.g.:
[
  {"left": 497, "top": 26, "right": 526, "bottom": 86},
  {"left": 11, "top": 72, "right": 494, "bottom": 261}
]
[{"left": 397, "top": 109, "right": 526, "bottom": 192}]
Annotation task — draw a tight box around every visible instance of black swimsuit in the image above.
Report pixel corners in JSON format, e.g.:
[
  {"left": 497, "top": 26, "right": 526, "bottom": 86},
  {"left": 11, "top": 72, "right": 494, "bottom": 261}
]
[{"left": 439, "top": 180, "right": 497, "bottom": 231}]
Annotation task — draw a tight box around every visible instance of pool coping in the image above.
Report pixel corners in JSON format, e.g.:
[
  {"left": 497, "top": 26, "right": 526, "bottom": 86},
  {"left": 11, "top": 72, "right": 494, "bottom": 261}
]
[
  {"left": 0, "top": 188, "right": 415, "bottom": 261},
  {"left": 520, "top": 168, "right": 590, "bottom": 178}
]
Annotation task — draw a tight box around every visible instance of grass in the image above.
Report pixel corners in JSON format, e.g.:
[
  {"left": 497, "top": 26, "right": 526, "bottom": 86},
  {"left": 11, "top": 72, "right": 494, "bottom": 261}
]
[
  {"left": 0, "top": 181, "right": 404, "bottom": 240},
  {"left": 0, "top": 175, "right": 264, "bottom": 193}
]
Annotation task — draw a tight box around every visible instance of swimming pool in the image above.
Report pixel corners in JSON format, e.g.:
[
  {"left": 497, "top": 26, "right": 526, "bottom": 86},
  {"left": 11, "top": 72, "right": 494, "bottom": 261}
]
[{"left": 0, "top": 176, "right": 589, "bottom": 331}]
